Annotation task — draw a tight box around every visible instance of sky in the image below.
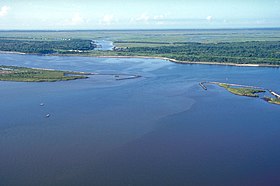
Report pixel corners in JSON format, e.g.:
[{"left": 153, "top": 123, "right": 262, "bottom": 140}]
[{"left": 0, "top": 0, "right": 279, "bottom": 30}]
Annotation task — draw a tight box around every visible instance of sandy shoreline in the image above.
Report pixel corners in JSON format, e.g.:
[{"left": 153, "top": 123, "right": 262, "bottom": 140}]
[
  {"left": 94, "top": 55, "right": 280, "bottom": 68},
  {"left": 0, "top": 51, "right": 279, "bottom": 68},
  {"left": 0, "top": 51, "right": 26, "bottom": 55}
]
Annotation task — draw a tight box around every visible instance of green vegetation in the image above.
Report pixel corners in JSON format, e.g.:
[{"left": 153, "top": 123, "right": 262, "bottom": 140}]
[
  {"left": 218, "top": 83, "right": 265, "bottom": 97},
  {"left": 218, "top": 83, "right": 230, "bottom": 89},
  {"left": 114, "top": 41, "right": 175, "bottom": 48},
  {"left": 206, "top": 82, "right": 280, "bottom": 106},
  {"left": 0, "top": 39, "right": 95, "bottom": 54},
  {"left": 117, "top": 41, "right": 280, "bottom": 65},
  {"left": 226, "top": 87, "right": 265, "bottom": 97},
  {"left": 263, "top": 97, "right": 280, "bottom": 105},
  {"left": 1, "top": 29, "right": 280, "bottom": 44},
  {"left": 0, "top": 29, "right": 280, "bottom": 65},
  {"left": 0, "top": 66, "right": 88, "bottom": 82}
]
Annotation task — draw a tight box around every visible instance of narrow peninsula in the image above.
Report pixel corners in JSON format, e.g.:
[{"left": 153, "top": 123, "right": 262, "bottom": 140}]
[
  {"left": 0, "top": 65, "right": 89, "bottom": 82},
  {"left": 218, "top": 83, "right": 265, "bottom": 97},
  {"left": 200, "top": 81, "right": 280, "bottom": 105}
]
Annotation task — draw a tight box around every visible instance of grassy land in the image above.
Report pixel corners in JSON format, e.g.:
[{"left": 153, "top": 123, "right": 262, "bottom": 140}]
[
  {"left": 208, "top": 82, "right": 279, "bottom": 106},
  {"left": 1, "top": 29, "right": 280, "bottom": 43},
  {"left": 2, "top": 39, "right": 280, "bottom": 66},
  {"left": 0, "top": 29, "right": 280, "bottom": 65},
  {"left": 113, "top": 41, "right": 176, "bottom": 48},
  {"left": 218, "top": 83, "right": 265, "bottom": 97},
  {"left": 263, "top": 97, "right": 280, "bottom": 105},
  {"left": 0, "top": 66, "right": 88, "bottom": 82}
]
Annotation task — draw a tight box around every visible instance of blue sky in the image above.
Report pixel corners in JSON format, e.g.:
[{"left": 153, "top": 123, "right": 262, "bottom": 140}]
[{"left": 0, "top": 0, "right": 279, "bottom": 30}]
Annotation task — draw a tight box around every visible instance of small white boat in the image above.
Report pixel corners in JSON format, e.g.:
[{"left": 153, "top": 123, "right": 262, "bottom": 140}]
[
  {"left": 40, "top": 103, "right": 44, "bottom": 106},
  {"left": 45, "top": 114, "right": 50, "bottom": 118}
]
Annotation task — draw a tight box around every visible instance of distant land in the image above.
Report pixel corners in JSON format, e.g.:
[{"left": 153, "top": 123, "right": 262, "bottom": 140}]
[{"left": 0, "top": 28, "right": 279, "bottom": 66}]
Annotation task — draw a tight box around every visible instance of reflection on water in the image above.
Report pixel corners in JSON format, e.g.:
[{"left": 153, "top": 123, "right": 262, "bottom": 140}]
[
  {"left": 93, "top": 40, "right": 114, "bottom": 51},
  {"left": 0, "top": 54, "right": 280, "bottom": 185}
]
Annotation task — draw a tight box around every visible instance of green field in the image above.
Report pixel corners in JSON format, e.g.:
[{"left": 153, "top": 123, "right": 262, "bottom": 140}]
[
  {"left": 218, "top": 83, "right": 265, "bottom": 97},
  {"left": 263, "top": 97, "right": 280, "bottom": 105},
  {"left": 0, "top": 29, "right": 280, "bottom": 65},
  {"left": 207, "top": 82, "right": 280, "bottom": 106},
  {"left": 1, "top": 29, "right": 280, "bottom": 43},
  {"left": 0, "top": 66, "right": 88, "bottom": 82}
]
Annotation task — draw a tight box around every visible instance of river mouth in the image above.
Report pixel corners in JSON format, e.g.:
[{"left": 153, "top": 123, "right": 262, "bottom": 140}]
[
  {"left": 0, "top": 53, "right": 280, "bottom": 185},
  {"left": 93, "top": 40, "right": 114, "bottom": 51}
]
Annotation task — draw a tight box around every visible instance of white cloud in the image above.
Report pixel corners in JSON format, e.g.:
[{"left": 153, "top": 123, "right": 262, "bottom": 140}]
[
  {"left": 70, "top": 13, "right": 84, "bottom": 25},
  {"left": 130, "top": 13, "right": 168, "bottom": 25},
  {"left": 103, "top": 15, "right": 114, "bottom": 23},
  {"left": 129, "top": 17, "right": 135, "bottom": 23},
  {"left": 136, "top": 13, "right": 150, "bottom": 22},
  {"left": 206, "top": 15, "right": 213, "bottom": 21},
  {"left": 99, "top": 14, "right": 114, "bottom": 25},
  {"left": 153, "top": 15, "right": 164, "bottom": 20},
  {"left": 0, "top": 6, "right": 10, "bottom": 17}
]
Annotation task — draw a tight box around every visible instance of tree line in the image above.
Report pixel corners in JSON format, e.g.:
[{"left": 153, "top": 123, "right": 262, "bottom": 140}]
[
  {"left": 0, "top": 39, "right": 96, "bottom": 54},
  {"left": 123, "top": 41, "right": 280, "bottom": 64}
]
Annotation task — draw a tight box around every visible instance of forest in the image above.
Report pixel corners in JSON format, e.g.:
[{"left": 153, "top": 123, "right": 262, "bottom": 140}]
[
  {"left": 0, "top": 38, "right": 96, "bottom": 54},
  {"left": 0, "top": 36, "right": 279, "bottom": 65},
  {"left": 121, "top": 41, "right": 280, "bottom": 65}
]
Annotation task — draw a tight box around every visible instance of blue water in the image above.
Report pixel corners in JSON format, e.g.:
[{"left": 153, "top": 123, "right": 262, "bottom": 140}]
[
  {"left": 0, "top": 54, "right": 280, "bottom": 186},
  {"left": 94, "top": 40, "right": 114, "bottom": 51}
]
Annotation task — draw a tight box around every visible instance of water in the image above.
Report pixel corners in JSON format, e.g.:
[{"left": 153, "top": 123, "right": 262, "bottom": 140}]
[
  {"left": 94, "top": 40, "right": 114, "bottom": 51},
  {"left": 0, "top": 54, "right": 280, "bottom": 186}
]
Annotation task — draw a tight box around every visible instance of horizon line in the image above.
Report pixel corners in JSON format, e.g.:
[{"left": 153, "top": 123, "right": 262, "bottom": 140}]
[{"left": 0, "top": 27, "right": 280, "bottom": 32}]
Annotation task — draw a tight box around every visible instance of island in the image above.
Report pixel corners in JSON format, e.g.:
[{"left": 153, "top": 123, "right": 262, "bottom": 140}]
[
  {"left": 218, "top": 83, "right": 265, "bottom": 97},
  {"left": 200, "top": 81, "right": 280, "bottom": 105},
  {"left": 0, "top": 65, "right": 142, "bottom": 82},
  {"left": 0, "top": 65, "right": 89, "bottom": 82},
  {"left": 263, "top": 97, "right": 280, "bottom": 105}
]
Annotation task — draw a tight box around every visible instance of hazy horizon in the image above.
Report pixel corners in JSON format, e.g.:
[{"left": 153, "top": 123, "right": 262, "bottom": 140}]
[
  {"left": 0, "top": 0, "right": 279, "bottom": 30},
  {"left": 1, "top": 28, "right": 280, "bottom": 32}
]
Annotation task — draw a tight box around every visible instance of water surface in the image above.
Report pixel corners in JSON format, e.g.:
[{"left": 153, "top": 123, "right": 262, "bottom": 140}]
[
  {"left": 93, "top": 40, "right": 114, "bottom": 51},
  {"left": 0, "top": 54, "right": 280, "bottom": 186}
]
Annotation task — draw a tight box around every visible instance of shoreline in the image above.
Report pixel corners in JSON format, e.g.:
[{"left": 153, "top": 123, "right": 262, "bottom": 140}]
[
  {"left": 0, "top": 51, "right": 26, "bottom": 55},
  {"left": 94, "top": 55, "right": 280, "bottom": 68},
  {"left": 1, "top": 65, "right": 141, "bottom": 82},
  {"left": 200, "top": 81, "right": 280, "bottom": 105},
  {"left": 0, "top": 51, "right": 279, "bottom": 68}
]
